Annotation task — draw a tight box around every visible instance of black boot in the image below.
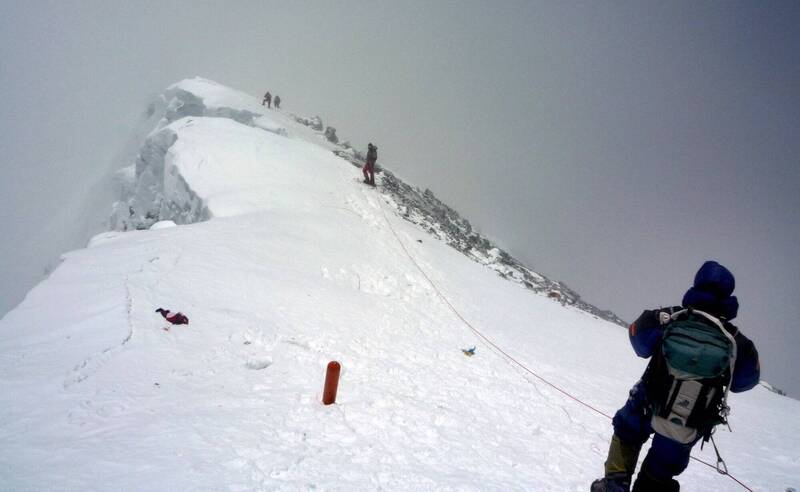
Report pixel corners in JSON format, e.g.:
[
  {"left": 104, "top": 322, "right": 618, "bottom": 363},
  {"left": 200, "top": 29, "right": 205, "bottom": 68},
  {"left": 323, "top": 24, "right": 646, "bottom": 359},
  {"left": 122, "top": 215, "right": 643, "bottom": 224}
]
[
  {"left": 590, "top": 473, "right": 631, "bottom": 492},
  {"left": 632, "top": 469, "right": 679, "bottom": 492}
]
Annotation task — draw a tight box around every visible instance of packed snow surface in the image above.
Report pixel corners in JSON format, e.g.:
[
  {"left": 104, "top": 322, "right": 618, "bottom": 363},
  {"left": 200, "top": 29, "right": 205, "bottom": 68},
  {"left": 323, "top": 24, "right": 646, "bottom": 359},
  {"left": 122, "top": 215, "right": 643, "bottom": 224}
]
[{"left": 1, "top": 78, "right": 797, "bottom": 491}]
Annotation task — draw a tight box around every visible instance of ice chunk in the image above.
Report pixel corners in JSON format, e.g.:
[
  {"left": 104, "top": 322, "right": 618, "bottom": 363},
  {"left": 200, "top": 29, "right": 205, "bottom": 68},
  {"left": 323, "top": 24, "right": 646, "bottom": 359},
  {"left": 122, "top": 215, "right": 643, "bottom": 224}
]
[{"left": 149, "top": 220, "right": 177, "bottom": 230}]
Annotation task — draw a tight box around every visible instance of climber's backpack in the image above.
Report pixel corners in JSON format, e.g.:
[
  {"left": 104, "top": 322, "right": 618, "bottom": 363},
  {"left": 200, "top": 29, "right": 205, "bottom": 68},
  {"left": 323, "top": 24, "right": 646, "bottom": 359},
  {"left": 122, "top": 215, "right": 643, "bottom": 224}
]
[{"left": 649, "top": 308, "right": 738, "bottom": 443}]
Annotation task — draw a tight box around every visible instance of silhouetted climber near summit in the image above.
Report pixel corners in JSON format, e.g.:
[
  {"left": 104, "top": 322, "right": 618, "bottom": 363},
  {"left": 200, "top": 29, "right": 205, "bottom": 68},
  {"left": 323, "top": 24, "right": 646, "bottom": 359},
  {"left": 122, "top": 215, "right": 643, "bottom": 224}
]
[
  {"left": 274, "top": 95, "right": 281, "bottom": 109},
  {"left": 363, "top": 143, "right": 377, "bottom": 186},
  {"left": 262, "top": 91, "right": 271, "bottom": 108}
]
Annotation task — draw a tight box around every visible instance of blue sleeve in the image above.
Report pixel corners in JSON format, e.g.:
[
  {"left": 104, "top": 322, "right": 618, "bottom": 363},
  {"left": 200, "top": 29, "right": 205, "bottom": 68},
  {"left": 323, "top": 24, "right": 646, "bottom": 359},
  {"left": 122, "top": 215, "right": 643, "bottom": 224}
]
[
  {"left": 731, "top": 331, "right": 760, "bottom": 393},
  {"left": 629, "top": 309, "right": 665, "bottom": 359}
]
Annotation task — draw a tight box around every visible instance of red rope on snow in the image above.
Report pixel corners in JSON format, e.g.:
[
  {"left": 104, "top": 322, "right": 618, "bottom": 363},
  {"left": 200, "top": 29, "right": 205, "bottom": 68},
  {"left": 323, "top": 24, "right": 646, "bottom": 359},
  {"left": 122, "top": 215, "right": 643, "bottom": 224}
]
[{"left": 376, "top": 196, "right": 753, "bottom": 492}]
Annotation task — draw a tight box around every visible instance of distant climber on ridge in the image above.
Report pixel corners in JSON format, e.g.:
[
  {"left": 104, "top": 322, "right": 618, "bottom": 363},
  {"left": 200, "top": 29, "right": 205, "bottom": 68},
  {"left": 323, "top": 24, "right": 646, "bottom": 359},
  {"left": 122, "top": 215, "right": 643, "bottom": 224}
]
[
  {"left": 274, "top": 95, "right": 281, "bottom": 109},
  {"left": 363, "top": 143, "right": 377, "bottom": 186},
  {"left": 262, "top": 91, "right": 271, "bottom": 108},
  {"left": 591, "top": 261, "right": 760, "bottom": 492}
]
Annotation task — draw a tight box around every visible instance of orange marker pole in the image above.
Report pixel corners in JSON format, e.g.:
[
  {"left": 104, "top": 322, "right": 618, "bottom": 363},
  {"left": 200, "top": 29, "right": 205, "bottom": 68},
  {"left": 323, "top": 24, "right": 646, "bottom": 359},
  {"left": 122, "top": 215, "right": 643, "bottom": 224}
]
[{"left": 322, "top": 361, "right": 341, "bottom": 405}]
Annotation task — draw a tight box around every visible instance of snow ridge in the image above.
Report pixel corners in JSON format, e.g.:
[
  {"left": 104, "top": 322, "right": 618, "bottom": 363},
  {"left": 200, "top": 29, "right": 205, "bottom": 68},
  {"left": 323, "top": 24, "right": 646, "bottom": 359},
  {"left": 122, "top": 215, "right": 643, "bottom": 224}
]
[
  {"left": 378, "top": 171, "right": 627, "bottom": 326},
  {"left": 122, "top": 77, "right": 625, "bottom": 325},
  {"left": 1, "top": 77, "right": 797, "bottom": 491},
  {"left": 325, "top": 140, "right": 625, "bottom": 325}
]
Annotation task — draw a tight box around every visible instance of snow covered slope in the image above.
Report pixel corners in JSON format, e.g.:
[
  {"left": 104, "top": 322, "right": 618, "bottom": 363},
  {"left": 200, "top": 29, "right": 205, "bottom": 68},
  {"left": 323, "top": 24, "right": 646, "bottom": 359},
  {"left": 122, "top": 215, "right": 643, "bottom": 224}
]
[{"left": 1, "top": 78, "right": 797, "bottom": 491}]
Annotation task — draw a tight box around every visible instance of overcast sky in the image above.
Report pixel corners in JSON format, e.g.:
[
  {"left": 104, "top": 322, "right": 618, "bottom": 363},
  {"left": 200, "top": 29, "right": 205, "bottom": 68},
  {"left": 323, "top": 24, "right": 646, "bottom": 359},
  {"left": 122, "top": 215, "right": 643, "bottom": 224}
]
[{"left": 1, "top": 1, "right": 798, "bottom": 396}]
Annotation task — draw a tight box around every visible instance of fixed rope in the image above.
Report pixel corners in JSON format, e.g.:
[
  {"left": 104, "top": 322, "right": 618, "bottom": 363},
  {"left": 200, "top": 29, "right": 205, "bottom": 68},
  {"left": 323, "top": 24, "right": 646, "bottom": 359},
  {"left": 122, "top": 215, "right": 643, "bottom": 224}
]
[{"left": 374, "top": 194, "right": 753, "bottom": 492}]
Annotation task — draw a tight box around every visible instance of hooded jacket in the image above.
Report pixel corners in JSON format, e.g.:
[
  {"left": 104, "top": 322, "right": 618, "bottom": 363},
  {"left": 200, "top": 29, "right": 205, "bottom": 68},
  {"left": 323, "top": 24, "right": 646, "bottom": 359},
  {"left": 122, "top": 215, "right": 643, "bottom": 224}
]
[{"left": 627, "top": 261, "right": 760, "bottom": 393}]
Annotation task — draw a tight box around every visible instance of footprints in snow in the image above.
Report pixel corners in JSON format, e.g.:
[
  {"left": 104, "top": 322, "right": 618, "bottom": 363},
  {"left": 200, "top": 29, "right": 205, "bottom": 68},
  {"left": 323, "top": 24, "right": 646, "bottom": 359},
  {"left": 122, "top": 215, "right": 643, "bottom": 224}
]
[
  {"left": 344, "top": 192, "right": 383, "bottom": 229},
  {"left": 320, "top": 265, "right": 432, "bottom": 299},
  {"left": 236, "top": 331, "right": 327, "bottom": 371},
  {"left": 234, "top": 329, "right": 275, "bottom": 371},
  {"left": 245, "top": 357, "right": 273, "bottom": 371}
]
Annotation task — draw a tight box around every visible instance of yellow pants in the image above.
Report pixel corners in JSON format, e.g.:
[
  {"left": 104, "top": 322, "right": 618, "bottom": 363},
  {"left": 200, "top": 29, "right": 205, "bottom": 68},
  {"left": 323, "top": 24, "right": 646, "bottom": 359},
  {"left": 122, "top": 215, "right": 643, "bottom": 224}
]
[{"left": 604, "top": 434, "right": 643, "bottom": 476}]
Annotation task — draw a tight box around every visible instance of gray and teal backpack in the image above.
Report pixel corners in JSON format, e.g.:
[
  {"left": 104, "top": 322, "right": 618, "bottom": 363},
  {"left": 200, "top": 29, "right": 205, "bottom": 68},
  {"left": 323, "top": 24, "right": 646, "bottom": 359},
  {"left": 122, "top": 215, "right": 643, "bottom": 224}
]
[{"left": 647, "top": 308, "right": 738, "bottom": 444}]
